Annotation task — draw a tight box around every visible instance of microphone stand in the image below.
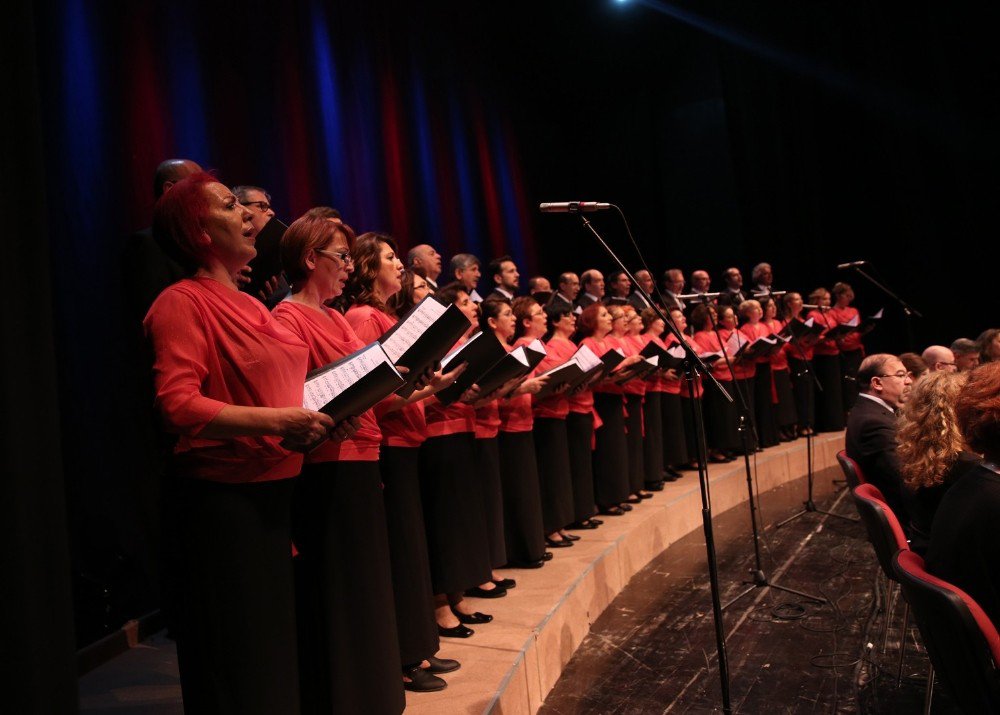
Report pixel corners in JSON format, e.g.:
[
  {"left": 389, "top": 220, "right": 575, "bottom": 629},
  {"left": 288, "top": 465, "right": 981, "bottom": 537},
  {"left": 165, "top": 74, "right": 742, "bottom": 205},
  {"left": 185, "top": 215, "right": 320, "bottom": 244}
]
[
  {"left": 845, "top": 263, "right": 922, "bottom": 352},
  {"left": 703, "top": 301, "right": 825, "bottom": 611},
  {"left": 574, "top": 212, "right": 734, "bottom": 714},
  {"left": 776, "top": 314, "right": 857, "bottom": 529}
]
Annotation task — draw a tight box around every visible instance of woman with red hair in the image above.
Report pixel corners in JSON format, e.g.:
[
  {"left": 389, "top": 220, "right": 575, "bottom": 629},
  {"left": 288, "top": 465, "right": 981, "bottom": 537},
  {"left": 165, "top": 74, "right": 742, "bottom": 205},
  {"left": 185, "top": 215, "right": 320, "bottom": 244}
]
[{"left": 144, "top": 173, "right": 337, "bottom": 713}]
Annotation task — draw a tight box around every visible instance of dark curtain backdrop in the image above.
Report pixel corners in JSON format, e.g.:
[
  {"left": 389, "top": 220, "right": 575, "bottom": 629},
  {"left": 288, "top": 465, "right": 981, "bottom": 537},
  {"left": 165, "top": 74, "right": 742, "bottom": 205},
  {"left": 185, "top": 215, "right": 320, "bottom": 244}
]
[{"left": 14, "top": 0, "right": 999, "bottom": 689}]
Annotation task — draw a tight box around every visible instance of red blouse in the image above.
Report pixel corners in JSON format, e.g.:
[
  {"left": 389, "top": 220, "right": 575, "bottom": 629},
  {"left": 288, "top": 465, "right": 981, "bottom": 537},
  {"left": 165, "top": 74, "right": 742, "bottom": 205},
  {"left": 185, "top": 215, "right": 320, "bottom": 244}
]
[
  {"left": 475, "top": 399, "right": 501, "bottom": 439},
  {"left": 533, "top": 336, "right": 576, "bottom": 420},
  {"left": 731, "top": 325, "right": 759, "bottom": 379},
  {"left": 591, "top": 334, "right": 628, "bottom": 396},
  {"left": 783, "top": 317, "right": 815, "bottom": 362},
  {"left": 345, "top": 304, "right": 428, "bottom": 448},
  {"left": 500, "top": 337, "right": 538, "bottom": 433},
  {"left": 143, "top": 277, "right": 308, "bottom": 483},
  {"left": 622, "top": 334, "right": 647, "bottom": 396},
  {"left": 808, "top": 309, "right": 840, "bottom": 356},
  {"left": 762, "top": 319, "right": 790, "bottom": 372},
  {"left": 423, "top": 337, "right": 476, "bottom": 437},
  {"left": 693, "top": 329, "right": 733, "bottom": 383},
  {"left": 828, "top": 305, "right": 864, "bottom": 353},
  {"left": 272, "top": 301, "right": 381, "bottom": 462}
]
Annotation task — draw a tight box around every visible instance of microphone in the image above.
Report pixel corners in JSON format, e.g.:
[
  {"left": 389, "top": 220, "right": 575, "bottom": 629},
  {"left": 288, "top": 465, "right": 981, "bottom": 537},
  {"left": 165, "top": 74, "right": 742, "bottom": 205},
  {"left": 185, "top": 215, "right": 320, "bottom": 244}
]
[
  {"left": 539, "top": 201, "right": 612, "bottom": 213},
  {"left": 802, "top": 304, "right": 830, "bottom": 311},
  {"left": 678, "top": 292, "right": 721, "bottom": 300},
  {"left": 836, "top": 260, "right": 867, "bottom": 270}
]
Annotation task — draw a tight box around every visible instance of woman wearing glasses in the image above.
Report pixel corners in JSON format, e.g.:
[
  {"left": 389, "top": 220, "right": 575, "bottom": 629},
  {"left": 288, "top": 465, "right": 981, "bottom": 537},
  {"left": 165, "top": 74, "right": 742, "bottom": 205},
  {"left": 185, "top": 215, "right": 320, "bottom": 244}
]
[
  {"left": 343, "top": 236, "right": 467, "bottom": 689},
  {"left": 272, "top": 219, "right": 406, "bottom": 711},
  {"left": 144, "top": 174, "right": 336, "bottom": 713}
]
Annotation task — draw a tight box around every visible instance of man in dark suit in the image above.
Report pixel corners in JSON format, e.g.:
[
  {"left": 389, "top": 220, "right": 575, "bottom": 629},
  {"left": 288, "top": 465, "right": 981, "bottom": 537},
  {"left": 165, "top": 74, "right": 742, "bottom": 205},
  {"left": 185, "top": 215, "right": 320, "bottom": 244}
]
[
  {"left": 485, "top": 254, "right": 519, "bottom": 301},
  {"left": 717, "top": 266, "right": 749, "bottom": 308},
  {"left": 576, "top": 269, "right": 605, "bottom": 309},
  {"left": 660, "top": 268, "right": 686, "bottom": 312},
  {"left": 549, "top": 272, "right": 580, "bottom": 309},
  {"left": 845, "top": 353, "right": 914, "bottom": 525},
  {"left": 603, "top": 270, "right": 631, "bottom": 306},
  {"left": 628, "top": 269, "right": 657, "bottom": 311}
]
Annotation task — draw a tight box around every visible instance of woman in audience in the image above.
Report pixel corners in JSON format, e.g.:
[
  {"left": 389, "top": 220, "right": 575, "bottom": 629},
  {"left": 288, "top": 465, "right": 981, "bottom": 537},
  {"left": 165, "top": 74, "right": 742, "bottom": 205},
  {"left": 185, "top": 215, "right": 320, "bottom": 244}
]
[
  {"left": 899, "top": 352, "right": 929, "bottom": 383},
  {"left": 976, "top": 328, "right": 1000, "bottom": 364},
  {"left": 807, "top": 287, "right": 844, "bottom": 432},
  {"left": 691, "top": 303, "right": 738, "bottom": 463},
  {"left": 897, "top": 370, "right": 979, "bottom": 554},
  {"left": 144, "top": 173, "right": 337, "bottom": 712},
  {"left": 761, "top": 296, "right": 797, "bottom": 441},
  {"left": 272, "top": 218, "right": 405, "bottom": 709},
  {"left": 829, "top": 282, "right": 864, "bottom": 412},
  {"left": 926, "top": 361, "right": 1000, "bottom": 627}
]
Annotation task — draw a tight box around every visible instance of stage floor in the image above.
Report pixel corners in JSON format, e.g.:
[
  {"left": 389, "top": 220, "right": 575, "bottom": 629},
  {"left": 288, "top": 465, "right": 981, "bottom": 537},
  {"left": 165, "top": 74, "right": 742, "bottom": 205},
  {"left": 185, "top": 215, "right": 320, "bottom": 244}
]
[{"left": 78, "top": 433, "right": 961, "bottom": 713}]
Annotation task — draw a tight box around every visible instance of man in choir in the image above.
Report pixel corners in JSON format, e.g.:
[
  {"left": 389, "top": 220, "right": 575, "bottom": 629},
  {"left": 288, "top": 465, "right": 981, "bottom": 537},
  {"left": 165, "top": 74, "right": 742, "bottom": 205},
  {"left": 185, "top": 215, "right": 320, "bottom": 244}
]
[
  {"left": 450, "top": 253, "right": 482, "bottom": 300},
  {"left": 629, "top": 269, "right": 656, "bottom": 311},
  {"left": 661, "top": 269, "right": 686, "bottom": 312},
  {"left": 690, "top": 269, "right": 712, "bottom": 296},
  {"left": 718, "top": 267, "right": 749, "bottom": 307},
  {"left": 751, "top": 262, "right": 774, "bottom": 298},
  {"left": 576, "top": 269, "right": 605, "bottom": 308},
  {"left": 408, "top": 244, "right": 443, "bottom": 291},
  {"left": 845, "top": 353, "right": 914, "bottom": 525},
  {"left": 921, "top": 345, "right": 958, "bottom": 373},
  {"left": 550, "top": 272, "right": 580, "bottom": 309},
  {"left": 603, "top": 271, "right": 631, "bottom": 306},
  {"left": 950, "top": 338, "right": 981, "bottom": 371},
  {"left": 485, "top": 255, "right": 520, "bottom": 301},
  {"left": 233, "top": 185, "right": 275, "bottom": 240},
  {"left": 528, "top": 276, "right": 551, "bottom": 296}
]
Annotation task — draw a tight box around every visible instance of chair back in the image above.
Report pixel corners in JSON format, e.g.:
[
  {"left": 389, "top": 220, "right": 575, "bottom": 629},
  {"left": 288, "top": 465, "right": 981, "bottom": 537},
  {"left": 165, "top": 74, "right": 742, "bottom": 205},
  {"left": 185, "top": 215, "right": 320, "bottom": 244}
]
[
  {"left": 851, "top": 483, "right": 908, "bottom": 578},
  {"left": 893, "top": 550, "right": 1000, "bottom": 713},
  {"left": 837, "top": 449, "right": 867, "bottom": 488}
]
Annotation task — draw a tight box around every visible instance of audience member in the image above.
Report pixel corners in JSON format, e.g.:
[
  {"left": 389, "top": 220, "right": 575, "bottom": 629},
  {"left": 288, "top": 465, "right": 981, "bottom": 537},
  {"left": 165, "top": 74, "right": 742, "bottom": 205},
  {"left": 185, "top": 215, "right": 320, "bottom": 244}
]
[
  {"left": 920, "top": 345, "right": 957, "bottom": 373},
  {"left": 951, "top": 338, "right": 981, "bottom": 371}
]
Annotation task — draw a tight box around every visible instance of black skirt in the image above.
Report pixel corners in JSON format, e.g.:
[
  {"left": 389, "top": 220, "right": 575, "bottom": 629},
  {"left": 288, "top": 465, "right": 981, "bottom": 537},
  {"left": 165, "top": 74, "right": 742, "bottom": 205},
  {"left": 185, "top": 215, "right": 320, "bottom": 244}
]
[
  {"left": 592, "top": 392, "right": 630, "bottom": 507},
  {"left": 380, "top": 446, "right": 440, "bottom": 668},
  {"left": 173, "top": 477, "right": 299, "bottom": 715},
  {"left": 772, "top": 367, "right": 798, "bottom": 427},
  {"left": 734, "top": 377, "right": 757, "bottom": 449},
  {"left": 813, "top": 354, "right": 845, "bottom": 431},
  {"left": 624, "top": 393, "right": 646, "bottom": 493},
  {"left": 788, "top": 356, "right": 815, "bottom": 429},
  {"left": 840, "top": 348, "right": 864, "bottom": 413},
  {"left": 752, "top": 365, "right": 780, "bottom": 448},
  {"left": 703, "top": 381, "right": 739, "bottom": 452},
  {"left": 566, "top": 411, "right": 597, "bottom": 522},
  {"left": 533, "top": 418, "right": 576, "bottom": 534},
  {"left": 293, "top": 461, "right": 405, "bottom": 715},
  {"left": 642, "top": 391, "right": 665, "bottom": 484},
  {"left": 498, "top": 431, "right": 547, "bottom": 563},
  {"left": 419, "top": 433, "right": 493, "bottom": 594},
  {"left": 660, "top": 392, "right": 689, "bottom": 466},
  {"left": 474, "top": 436, "right": 507, "bottom": 568}
]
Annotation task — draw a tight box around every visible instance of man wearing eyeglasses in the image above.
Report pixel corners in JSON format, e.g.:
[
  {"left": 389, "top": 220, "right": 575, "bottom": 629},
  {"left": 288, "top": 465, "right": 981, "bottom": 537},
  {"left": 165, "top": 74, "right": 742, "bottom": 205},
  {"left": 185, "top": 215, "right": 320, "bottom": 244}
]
[
  {"left": 233, "top": 185, "right": 276, "bottom": 239},
  {"left": 846, "top": 353, "right": 914, "bottom": 527},
  {"left": 921, "top": 345, "right": 958, "bottom": 373}
]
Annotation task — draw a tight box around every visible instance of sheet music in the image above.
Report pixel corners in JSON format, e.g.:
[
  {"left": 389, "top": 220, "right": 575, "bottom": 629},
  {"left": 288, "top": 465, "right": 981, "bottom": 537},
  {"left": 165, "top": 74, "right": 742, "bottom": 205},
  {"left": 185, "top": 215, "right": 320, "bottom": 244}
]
[
  {"left": 725, "top": 330, "right": 746, "bottom": 355},
  {"left": 804, "top": 317, "right": 815, "bottom": 327},
  {"left": 845, "top": 315, "right": 860, "bottom": 328},
  {"left": 303, "top": 343, "right": 395, "bottom": 412},
  {"left": 469, "top": 289, "right": 484, "bottom": 303},
  {"left": 510, "top": 346, "right": 529, "bottom": 367},
  {"left": 645, "top": 355, "right": 659, "bottom": 367},
  {"left": 574, "top": 345, "right": 603, "bottom": 372},
  {"left": 441, "top": 332, "right": 480, "bottom": 369},
  {"left": 541, "top": 357, "right": 579, "bottom": 377},
  {"left": 667, "top": 345, "right": 686, "bottom": 359},
  {"left": 527, "top": 339, "right": 547, "bottom": 355},
  {"left": 380, "top": 297, "right": 447, "bottom": 364},
  {"left": 870, "top": 309, "right": 883, "bottom": 319},
  {"left": 573, "top": 305, "right": 583, "bottom": 315}
]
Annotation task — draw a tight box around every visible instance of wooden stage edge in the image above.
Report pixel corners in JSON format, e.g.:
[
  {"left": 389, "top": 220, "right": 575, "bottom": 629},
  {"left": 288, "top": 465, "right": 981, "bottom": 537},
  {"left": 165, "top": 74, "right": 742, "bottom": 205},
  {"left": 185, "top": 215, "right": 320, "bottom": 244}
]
[{"left": 405, "top": 431, "right": 846, "bottom": 715}]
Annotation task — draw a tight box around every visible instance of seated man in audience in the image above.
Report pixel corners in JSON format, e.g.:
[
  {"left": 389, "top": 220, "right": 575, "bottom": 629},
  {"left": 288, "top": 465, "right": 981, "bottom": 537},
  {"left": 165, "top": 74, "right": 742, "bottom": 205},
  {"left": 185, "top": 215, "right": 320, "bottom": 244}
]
[
  {"left": 926, "top": 361, "right": 1000, "bottom": 626},
  {"left": 845, "top": 353, "right": 913, "bottom": 525},
  {"left": 629, "top": 269, "right": 656, "bottom": 310},
  {"left": 450, "top": 253, "right": 483, "bottom": 301},
  {"left": 921, "top": 345, "right": 958, "bottom": 373},
  {"left": 576, "top": 269, "right": 605, "bottom": 308},
  {"left": 485, "top": 254, "right": 520, "bottom": 301},
  {"left": 603, "top": 270, "right": 631, "bottom": 306},
  {"left": 408, "top": 243, "right": 443, "bottom": 291},
  {"left": 951, "top": 338, "right": 981, "bottom": 371},
  {"left": 549, "top": 272, "right": 580, "bottom": 309}
]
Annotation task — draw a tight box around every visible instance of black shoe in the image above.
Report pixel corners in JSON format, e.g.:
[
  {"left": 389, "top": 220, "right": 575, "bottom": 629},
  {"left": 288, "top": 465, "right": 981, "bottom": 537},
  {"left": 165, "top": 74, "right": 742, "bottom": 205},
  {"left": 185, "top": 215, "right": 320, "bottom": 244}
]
[
  {"left": 619, "top": 503, "right": 633, "bottom": 512},
  {"left": 625, "top": 495, "right": 642, "bottom": 504},
  {"left": 492, "top": 577, "right": 517, "bottom": 589},
  {"left": 589, "top": 518, "right": 604, "bottom": 525},
  {"left": 598, "top": 506, "right": 624, "bottom": 516},
  {"left": 560, "top": 532, "right": 581, "bottom": 541},
  {"left": 424, "top": 656, "right": 461, "bottom": 674},
  {"left": 451, "top": 607, "right": 492, "bottom": 624},
  {"left": 566, "top": 520, "right": 599, "bottom": 530},
  {"left": 438, "top": 623, "right": 474, "bottom": 638},
  {"left": 665, "top": 467, "right": 684, "bottom": 479},
  {"left": 464, "top": 585, "right": 507, "bottom": 599},
  {"left": 541, "top": 551, "right": 554, "bottom": 561},
  {"left": 637, "top": 491, "right": 653, "bottom": 499},
  {"left": 404, "top": 666, "right": 447, "bottom": 692},
  {"left": 645, "top": 481, "right": 665, "bottom": 491},
  {"left": 546, "top": 536, "right": 574, "bottom": 548},
  {"left": 505, "top": 559, "right": 544, "bottom": 569}
]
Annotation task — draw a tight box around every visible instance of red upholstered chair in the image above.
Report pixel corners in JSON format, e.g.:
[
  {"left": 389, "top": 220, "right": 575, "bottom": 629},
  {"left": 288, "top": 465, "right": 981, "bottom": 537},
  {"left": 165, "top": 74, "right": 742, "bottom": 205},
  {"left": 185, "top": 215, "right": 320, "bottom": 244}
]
[
  {"left": 852, "top": 483, "right": 911, "bottom": 684},
  {"left": 837, "top": 449, "right": 867, "bottom": 489},
  {"left": 893, "top": 550, "right": 1000, "bottom": 714}
]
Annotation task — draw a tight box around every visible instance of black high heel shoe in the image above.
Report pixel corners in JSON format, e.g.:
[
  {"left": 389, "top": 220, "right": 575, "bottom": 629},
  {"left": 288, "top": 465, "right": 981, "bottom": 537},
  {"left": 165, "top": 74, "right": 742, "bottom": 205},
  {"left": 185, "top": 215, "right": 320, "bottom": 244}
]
[
  {"left": 464, "top": 585, "right": 507, "bottom": 599},
  {"left": 451, "top": 606, "right": 493, "bottom": 624},
  {"left": 545, "top": 536, "right": 573, "bottom": 548},
  {"left": 438, "top": 623, "right": 474, "bottom": 638}
]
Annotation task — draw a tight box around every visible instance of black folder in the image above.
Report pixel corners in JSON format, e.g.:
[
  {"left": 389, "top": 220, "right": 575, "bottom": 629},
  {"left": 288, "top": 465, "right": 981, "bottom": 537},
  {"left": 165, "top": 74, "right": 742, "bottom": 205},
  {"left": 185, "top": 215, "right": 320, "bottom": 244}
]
[
  {"left": 433, "top": 332, "right": 509, "bottom": 405},
  {"left": 242, "top": 217, "right": 288, "bottom": 299},
  {"left": 377, "top": 297, "right": 471, "bottom": 397},
  {"left": 302, "top": 343, "right": 405, "bottom": 424},
  {"left": 535, "top": 360, "right": 586, "bottom": 399},
  {"left": 474, "top": 347, "right": 537, "bottom": 397}
]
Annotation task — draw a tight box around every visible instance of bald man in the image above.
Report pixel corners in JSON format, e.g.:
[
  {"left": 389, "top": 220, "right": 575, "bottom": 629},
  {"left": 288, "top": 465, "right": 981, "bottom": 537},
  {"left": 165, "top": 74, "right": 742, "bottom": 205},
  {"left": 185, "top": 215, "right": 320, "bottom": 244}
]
[
  {"left": 408, "top": 244, "right": 443, "bottom": 290},
  {"left": 921, "top": 345, "right": 958, "bottom": 373}
]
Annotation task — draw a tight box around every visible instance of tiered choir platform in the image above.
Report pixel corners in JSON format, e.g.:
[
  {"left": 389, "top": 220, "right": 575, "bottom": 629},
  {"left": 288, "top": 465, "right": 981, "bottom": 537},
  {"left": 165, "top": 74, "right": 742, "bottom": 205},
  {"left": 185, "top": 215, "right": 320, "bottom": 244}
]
[{"left": 405, "top": 432, "right": 844, "bottom": 714}]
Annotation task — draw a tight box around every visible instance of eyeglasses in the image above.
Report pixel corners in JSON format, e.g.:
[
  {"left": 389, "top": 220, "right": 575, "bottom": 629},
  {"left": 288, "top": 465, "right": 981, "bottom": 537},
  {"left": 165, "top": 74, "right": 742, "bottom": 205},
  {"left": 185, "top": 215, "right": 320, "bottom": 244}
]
[
  {"left": 877, "top": 372, "right": 909, "bottom": 379},
  {"left": 316, "top": 248, "right": 353, "bottom": 265},
  {"left": 243, "top": 201, "right": 272, "bottom": 212}
]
